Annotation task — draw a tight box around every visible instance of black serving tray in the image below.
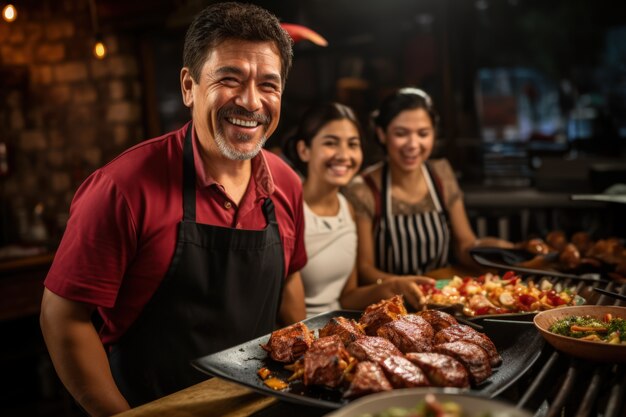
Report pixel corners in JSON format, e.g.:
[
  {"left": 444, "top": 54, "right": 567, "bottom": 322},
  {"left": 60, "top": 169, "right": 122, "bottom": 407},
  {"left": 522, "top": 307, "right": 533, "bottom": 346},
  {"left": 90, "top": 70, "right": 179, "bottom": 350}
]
[
  {"left": 191, "top": 310, "right": 544, "bottom": 409},
  {"left": 469, "top": 247, "right": 608, "bottom": 282}
]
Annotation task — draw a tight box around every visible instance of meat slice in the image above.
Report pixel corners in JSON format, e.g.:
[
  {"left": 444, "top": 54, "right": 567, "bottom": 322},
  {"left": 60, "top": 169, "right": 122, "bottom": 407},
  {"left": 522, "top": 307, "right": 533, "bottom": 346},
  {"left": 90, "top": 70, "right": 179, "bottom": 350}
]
[
  {"left": 358, "top": 295, "right": 407, "bottom": 336},
  {"left": 434, "top": 324, "right": 502, "bottom": 367},
  {"left": 343, "top": 361, "right": 392, "bottom": 399},
  {"left": 318, "top": 316, "right": 364, "bottom": 347},
  {"left": 376, "top": 317, "right": 433, "bottom": 354},
  {"left": 415, "top": 309, "right": 458, "bottom": 332},
  {"left": 261, "top": 322, "right": 314, "bottom": 363},
  {"left": 398, "top": 314, "right": 436, "bottom": 339},
  {"left": 380, "top": 355, "right": 430, "bottom": 388},
  {"left": 405, "top": 352, "right": 469, "bottom": 388},
  {"left": 433, "top": 341, "right": 492, "bottom": 385},
  {"left": 303, "top": 335, "right": 351, "bottom": 388},
  {"left": 347, "top": 336, "right": 402, "bottom": 365}
]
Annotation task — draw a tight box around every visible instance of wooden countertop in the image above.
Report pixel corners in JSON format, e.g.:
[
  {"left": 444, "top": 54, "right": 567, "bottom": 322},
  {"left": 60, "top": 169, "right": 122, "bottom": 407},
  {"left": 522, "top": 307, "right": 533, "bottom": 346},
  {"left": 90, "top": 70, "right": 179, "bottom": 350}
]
[
  {"left": 114, "top": 378, "right": 277, "bottom": 417},
  {"left": 0, "top": 252, "right": 55, "bottom": 321}
]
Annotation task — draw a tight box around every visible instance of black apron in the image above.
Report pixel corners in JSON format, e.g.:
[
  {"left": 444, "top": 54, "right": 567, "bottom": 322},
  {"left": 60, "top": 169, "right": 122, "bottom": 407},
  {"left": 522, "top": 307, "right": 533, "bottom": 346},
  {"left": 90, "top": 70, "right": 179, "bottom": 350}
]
[{"left": 109, "top": 124, "right": 285, "bottom": 406}]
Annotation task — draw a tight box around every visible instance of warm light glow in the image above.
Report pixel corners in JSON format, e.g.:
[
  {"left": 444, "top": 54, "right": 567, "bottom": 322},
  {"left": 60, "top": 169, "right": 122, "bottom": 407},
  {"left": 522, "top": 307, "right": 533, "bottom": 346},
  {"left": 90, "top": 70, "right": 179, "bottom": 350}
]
[
  {"left": 2, "top": 4, "right": 17, "bottom": 22},
  {"left": 93, "top": 41, "right": 106, "bottom": 59}
]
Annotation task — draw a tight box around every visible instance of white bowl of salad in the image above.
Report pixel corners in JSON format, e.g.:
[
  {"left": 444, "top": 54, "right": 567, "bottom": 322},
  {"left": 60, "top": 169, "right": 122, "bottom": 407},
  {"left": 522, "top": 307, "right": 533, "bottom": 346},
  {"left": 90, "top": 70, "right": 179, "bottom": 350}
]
[
  {"left": 324, "top": 388, "right": 532, "bottom": 417},
  {"left": 533, "top": 305, "right": 626, "bottom": 362}
]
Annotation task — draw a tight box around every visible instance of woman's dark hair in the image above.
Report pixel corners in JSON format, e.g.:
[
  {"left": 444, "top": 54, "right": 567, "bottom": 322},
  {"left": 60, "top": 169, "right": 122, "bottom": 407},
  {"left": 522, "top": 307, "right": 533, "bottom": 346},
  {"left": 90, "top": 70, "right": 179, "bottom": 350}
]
[
  {"left": 283, "top": 102, "right": 363, "bottom": 175},
  {"left": 372, "top": 87, "right": 439, "bottom": 132},
  {"left": 183, "top": 2, "right": 293, "bottom": 86}
]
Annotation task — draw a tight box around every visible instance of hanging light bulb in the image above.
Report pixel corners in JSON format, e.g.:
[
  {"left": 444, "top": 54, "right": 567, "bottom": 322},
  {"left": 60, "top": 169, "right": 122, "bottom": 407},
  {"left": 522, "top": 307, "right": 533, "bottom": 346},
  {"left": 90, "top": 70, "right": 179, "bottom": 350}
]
[
  {"left": 2, "top": 3, "right": 18, "bottom": 22},
  {"left": 88, "top": 0, "right": 106, "bottom": 59},
  {"left": 93, "top": 34, "right": 107, "bottom": 59}
]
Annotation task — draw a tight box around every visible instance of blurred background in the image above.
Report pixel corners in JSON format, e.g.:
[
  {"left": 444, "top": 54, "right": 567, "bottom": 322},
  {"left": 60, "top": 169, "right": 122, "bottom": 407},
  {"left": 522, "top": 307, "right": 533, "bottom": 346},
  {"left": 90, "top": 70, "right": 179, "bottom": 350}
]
[{"left": 0, "top": 0, "right": 625, "bottom": 415}]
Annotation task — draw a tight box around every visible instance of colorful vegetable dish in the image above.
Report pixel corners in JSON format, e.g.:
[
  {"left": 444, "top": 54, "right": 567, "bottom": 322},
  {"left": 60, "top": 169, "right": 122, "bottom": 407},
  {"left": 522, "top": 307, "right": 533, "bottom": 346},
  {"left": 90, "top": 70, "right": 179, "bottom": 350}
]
[
  {"left": 419, "top": 271, "right": 579, "bottom": 316},
  {"left": 549, "top": 313, "right": 626, "bottom": 344}
]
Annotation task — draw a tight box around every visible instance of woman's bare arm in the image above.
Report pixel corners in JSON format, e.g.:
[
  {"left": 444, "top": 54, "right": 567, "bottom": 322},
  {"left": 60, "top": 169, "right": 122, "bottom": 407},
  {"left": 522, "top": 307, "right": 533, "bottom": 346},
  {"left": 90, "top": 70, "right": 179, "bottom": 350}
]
[{"left": 278, "top": 272, "right": 306, "bottom": 325}]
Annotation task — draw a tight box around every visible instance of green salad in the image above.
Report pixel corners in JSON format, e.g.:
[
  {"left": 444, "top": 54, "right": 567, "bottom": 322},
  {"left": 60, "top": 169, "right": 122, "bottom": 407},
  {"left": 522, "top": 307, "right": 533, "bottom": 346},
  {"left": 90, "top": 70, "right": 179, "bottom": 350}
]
[
  {"left": 549, "top": 314, "right": 626, "bottom": 344},
  {"left": 358, "top": 394, "right": 490, "bottom": 417}
]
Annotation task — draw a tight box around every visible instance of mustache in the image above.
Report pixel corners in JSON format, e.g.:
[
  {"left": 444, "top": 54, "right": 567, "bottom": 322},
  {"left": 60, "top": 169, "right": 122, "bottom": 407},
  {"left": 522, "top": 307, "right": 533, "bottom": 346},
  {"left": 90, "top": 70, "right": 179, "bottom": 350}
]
[{"left": 218, "top": 106, "right": 271, "bottom": 125}]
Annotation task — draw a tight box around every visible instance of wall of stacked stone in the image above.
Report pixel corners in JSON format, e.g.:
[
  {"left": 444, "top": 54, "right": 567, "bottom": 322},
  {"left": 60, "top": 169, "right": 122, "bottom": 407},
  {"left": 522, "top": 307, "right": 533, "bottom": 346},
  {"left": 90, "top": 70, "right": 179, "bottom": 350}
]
[{"left": 0, "top": 0, "right": 145, "bottom": 243}]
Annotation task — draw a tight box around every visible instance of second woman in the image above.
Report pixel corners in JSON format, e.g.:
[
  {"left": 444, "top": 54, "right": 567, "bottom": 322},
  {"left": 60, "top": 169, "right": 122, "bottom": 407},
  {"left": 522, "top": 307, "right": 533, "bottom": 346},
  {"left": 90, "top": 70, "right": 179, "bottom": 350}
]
[{"left": 284, "top": 102, "right": 435, "bottom": 317}]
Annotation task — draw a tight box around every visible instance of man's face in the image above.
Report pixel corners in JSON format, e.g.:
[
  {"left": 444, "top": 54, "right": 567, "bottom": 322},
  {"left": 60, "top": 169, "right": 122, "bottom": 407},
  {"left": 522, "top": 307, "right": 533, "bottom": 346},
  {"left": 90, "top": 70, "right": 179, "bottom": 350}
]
[{"left": 182, "top": 39, "right": 283, "bottom": 160}]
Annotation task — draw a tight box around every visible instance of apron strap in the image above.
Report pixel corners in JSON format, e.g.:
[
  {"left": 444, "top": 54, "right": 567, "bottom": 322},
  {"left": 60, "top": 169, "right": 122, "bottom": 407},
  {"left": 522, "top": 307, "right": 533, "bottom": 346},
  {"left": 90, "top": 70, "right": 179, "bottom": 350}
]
[
  {"left": 423, "top": 161, "right": 448, "bottom": 222},
  {"left": 183, "top": 124, "right": 196, "bottom": 222},
  {"left": 380, "top": 162, "right": 395, "bottom": 272}
]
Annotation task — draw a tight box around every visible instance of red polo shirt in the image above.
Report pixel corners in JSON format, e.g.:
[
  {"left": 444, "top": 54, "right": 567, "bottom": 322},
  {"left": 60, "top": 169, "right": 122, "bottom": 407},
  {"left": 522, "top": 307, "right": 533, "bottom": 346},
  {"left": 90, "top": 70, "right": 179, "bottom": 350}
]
[{"left": 44, "top": 122, "right": 306, "bottom": 346}]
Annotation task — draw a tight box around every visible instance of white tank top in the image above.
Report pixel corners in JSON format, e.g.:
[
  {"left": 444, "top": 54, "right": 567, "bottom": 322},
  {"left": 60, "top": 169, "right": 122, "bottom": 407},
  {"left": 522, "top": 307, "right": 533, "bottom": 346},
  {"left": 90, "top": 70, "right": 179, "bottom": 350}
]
[{"left": 301, "top": 194, "right": 357, "bottom": 318}]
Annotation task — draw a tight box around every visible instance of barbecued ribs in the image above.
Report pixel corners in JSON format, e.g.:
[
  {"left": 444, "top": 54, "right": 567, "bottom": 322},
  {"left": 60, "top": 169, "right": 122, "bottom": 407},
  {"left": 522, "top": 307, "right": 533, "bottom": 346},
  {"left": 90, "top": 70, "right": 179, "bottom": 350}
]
[
  {"left": 405, "top": 352, "right": 470, "bottom": 388},
  {"left": 343, "top": 361, "right": 392, "bottom": 398},
  {"left": 303, "top": 335, "right": 352, "bottom": 388},
  {"left": 433, "top": 341, "right": 492, "bottom": 384},
  {"left": 318, "top": 316, "right": 364, "bottom": 347},
  {"left": 347, "top": 336, "right": 402, "bottom": 364},
  {"left": 261, "top": 322, "right": 314, "bottom": 363},
  {"left": 434, "top": 324, "right": 502, "bottom": 367},
  {"left": 376, "top": 315, "right": 434, "bottom": 353},
  {"left": 260, "top": 296, "right": 501, "bottom": 397},
  {"left": 358, "top": 295, "right": 407, "bottom": 336}
]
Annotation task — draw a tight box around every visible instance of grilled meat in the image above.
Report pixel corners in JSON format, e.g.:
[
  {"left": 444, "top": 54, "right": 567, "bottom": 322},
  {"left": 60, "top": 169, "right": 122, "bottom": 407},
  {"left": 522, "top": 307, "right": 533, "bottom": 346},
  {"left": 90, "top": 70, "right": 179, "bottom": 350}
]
[
  {"left": 347, "top": 336, "right": 402, "bottom": 365},
  {"left": 380, "top": 355, "right": 430, "bottom": 388},
  {"left": 433, "top": 341, "right": 492, "bottom": 384},
  {"left": 434, "top": 324, "right": 502, "bottom": 367},
  {"left": 377, "top": 316, "right": 433, "bottom": 354},
  {"left": 405, "top": 352, "right": 470, "bottom": 388},
  {"left": 261, "top": 322, "right": 314, "bottom": 363},
  {"left": 414, "top": 310, "right": 458, "bottom": 332},
  {"left": 318, "top": 316, "right": 364, "bottom": 347},
  {"left": 303, "top": 335, "right": 352, "bottom": 388},
  {"left": 359, "top": 295, "right": 407, "bottom": 336},
  {"left": 343, "top": 361, "right": 393, "bottom": 398},
  {"left": 546, "top": 230, "right": 568, "bottom": 251}
]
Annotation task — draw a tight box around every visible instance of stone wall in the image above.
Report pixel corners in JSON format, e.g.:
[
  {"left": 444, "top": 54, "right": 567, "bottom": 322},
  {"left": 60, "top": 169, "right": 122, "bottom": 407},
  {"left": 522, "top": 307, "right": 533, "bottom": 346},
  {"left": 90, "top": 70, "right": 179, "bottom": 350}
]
[{"left": 0, "top": 0, "right": 145, "bottom": 244}]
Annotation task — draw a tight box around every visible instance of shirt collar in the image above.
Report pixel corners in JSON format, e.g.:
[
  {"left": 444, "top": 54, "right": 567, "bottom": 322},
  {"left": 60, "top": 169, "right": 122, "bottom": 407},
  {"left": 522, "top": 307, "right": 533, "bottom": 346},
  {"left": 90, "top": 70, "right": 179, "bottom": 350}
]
[{"left": 190, "top": 125, "right": 275, "bottom": 197}]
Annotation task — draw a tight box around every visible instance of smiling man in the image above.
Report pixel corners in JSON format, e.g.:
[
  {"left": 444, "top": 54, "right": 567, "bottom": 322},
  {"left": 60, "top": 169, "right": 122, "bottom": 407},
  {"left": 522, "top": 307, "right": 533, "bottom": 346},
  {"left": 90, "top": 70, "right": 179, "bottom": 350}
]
[{"left": 39, "top": 3, "right": 307, "bottom": 416}]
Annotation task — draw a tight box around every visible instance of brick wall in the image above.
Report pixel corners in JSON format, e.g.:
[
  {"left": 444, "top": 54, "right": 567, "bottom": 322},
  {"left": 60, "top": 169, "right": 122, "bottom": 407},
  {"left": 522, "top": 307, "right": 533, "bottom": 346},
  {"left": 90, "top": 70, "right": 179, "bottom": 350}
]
[{"left": 0, "top": 0, "right": 145, "bottom": 244}]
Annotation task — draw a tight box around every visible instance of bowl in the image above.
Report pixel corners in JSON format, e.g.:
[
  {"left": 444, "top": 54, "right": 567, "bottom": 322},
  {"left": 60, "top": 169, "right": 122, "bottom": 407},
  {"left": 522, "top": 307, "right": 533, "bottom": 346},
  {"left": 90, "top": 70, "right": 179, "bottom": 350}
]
[
  {"left": 533, "top": 305, "right": 626, "bottom": 363},
  {"left": 323, "top": 388, "right": 532, "bottom": 417}
]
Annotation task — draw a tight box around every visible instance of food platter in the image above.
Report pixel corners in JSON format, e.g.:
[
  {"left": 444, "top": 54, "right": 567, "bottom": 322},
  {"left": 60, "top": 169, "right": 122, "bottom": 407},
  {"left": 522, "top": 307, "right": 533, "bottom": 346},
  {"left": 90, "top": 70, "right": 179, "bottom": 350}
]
[
  {"left": 422, "top": 275, "right": 585, "bottom": 319},
  {"left": 323, "top": 387, "right": 533, "bottom": 417},
  {"left": 469, "top": 246, "right": 622, "bottom": 281},
  {"left": 469, "top": 247, "right": 607, "bottom": 281},
  {"left": 191, "top": 310, "right": 544, "bottom": 409},
  {"left": 533, "top": 305, "right": 626, "bottom": 363}
]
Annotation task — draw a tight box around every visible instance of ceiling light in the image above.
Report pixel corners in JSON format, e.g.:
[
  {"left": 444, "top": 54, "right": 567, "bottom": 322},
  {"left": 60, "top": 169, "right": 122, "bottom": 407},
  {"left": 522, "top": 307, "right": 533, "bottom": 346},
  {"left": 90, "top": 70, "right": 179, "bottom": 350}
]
[{"left": 2, "top": 3, "right": 17, "bottom": 22}]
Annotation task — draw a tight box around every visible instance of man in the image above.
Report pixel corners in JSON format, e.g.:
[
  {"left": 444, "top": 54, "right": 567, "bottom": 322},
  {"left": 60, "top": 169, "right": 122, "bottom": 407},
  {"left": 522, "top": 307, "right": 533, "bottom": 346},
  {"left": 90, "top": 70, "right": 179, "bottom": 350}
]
[{"left": 40, "top": 3, "right": 306, "bottom": 416}]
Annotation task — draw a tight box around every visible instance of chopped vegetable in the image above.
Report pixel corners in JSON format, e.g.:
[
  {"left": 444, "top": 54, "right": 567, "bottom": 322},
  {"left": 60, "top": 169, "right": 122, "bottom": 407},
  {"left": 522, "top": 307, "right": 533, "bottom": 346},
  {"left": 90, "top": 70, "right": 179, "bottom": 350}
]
[
  {"left": 421, "top": 272, "right": 578, "bottom": 316},
  {"left": 549, "top": 315, "right": 626, "bottom": 344},
  {"left": 358, "top": 394, "right": 471, "bottom": 417}
]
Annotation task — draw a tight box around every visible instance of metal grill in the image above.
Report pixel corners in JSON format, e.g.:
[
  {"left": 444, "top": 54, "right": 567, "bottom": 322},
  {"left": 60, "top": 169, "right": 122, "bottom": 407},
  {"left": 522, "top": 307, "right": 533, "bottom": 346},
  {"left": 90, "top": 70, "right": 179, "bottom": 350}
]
[{"left": 494, "top": 275, "right": 626, "bottom": 417}]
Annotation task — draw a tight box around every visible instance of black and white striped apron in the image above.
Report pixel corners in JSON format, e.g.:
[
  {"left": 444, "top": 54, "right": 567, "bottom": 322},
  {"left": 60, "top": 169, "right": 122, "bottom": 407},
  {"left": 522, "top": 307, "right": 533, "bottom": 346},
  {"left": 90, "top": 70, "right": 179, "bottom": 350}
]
[{"left": 375, "top": 162, "right": 450, "bottom": 275}]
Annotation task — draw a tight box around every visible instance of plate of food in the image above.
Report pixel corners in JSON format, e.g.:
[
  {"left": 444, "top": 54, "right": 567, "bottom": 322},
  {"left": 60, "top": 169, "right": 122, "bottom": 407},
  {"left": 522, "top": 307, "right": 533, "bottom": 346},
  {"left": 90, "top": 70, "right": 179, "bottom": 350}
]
[
  {"left": 192, "top": 296, "right": 544, "bottom": 409},
  {"left": 420, "top": 271, "right": 584, "bottom": 318},
  {"left": 323, "top": 387, "right": 533, "bottom": 417},
  {"left": 533, "top": 305, "right": 626, "bottom": 362}
]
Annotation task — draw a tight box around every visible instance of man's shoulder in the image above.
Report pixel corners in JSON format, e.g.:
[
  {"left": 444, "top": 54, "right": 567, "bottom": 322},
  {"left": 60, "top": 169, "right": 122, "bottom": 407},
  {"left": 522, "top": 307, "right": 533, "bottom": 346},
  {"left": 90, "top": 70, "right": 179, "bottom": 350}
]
[{"left": 100, "top": 124, "right": 187, "bottom": 176}]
